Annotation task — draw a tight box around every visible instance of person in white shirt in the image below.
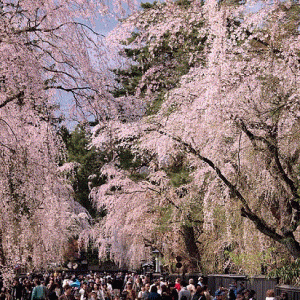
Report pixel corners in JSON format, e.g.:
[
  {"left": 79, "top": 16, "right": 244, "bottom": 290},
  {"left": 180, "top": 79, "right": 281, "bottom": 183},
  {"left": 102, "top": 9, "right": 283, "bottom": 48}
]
[{"left": 187, "top": 279, "right": 196, "bottom": 297}]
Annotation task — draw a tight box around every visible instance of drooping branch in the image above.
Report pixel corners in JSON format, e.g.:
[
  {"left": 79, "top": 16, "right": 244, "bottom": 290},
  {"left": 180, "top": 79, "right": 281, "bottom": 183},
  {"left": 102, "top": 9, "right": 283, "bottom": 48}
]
[
  {"left": 237, "top": 119, "right": 299, "bottom": 199},
  {"left": 155, "top": 129, "right": 285, "bottom": 244}
]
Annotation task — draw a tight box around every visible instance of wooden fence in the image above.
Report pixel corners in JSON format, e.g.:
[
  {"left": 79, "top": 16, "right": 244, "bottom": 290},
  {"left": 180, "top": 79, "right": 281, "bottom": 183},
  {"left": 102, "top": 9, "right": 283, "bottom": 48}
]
[{"left": 206, "top": 274, "right": 278, "bottom": 300}]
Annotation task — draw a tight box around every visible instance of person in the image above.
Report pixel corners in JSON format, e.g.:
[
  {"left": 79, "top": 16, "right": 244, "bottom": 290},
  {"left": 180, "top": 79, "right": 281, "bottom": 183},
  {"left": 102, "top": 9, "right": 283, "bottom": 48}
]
[
  {"left": 192, "top": 286, "right": 205, "bottom": 300},
  {"left": 178, "top": 282, "right": 191, "bottom": 300},
  {"left": 197, "top": 279, "right": 204, "bottom": 288},
  {"left": 0, "top": 288, "right": 6, "bottom": 300},
  {"left": 79, "top": 282, "right": 88, "bottom": 300},
  {"left": 161, "top": 285, "right": 171, "bottom": 300},
  {"left": 265, "top": 290, "right": 275, "bottom": 300},
  {"left": 6, "top": 288, "right": 13, "bottom": 300},
  {"left": 148, "top": 286, "right": 161, "bottom": 300},
  {"left": 160, "top": 278, "right": 166, "bottom": 288},
  {"left": 242, "top": 289, "right": 250, "bottom": 300},
  {"left": 248, "top": 290, "right": 256, "bottom": 300},
  {"left": 102, "top": 283, "right": 111, "bottom": 300},
  {"left": 62, "top": 277, "right": 72, "bottom": 289},
  {"left": 236, "top": 293, "right": 244, "bottom": 300},
  {"left": 11, "top": 279, "right": 23, "bottom": 300},
  {"left": 228, "top": 288, "right": 236, "bottom": 300},
  {"left": 122, "top": 282, "right": 136, "bottom": 300},
  {"left": 48, "top": 283, "right": 59, "bottom": 300},
  {"left": 187, "top": 280, "right": 196, "bottom": 298},
  {"left": 213, "top": 290, "right": 226, "bottom": 300},
  {"left": 31, "top": 279, "right": 46, "bottom": 300},
  {"left": 54, "top": 283, "right": 62, "bottom": 298},
  {"left": 133, "top": 277, "right": 142, "bottom": 296},
  {"left": 112, "top": 275, "right": 123, "bottom": 298},
  {"left": 141, "top": 284, "right": 150, "bottom": 300},
  {"left": 202, "top": 286, "right": 211, "bottom": 300},
  {"left": 59, "top": 285, "right": 75, "bottom": 300},
  {"left": 138, "top": 286, "right": 145, "bottom": 300},
  {"left": 175, "top": 279, "right": 181, "bottom": 292},
  {"left": 89, "top": 292, "right": 98, "bottom": 300},
  {"left": 236, "top": 283, "right": 245, "bottom": 296},
  {"left": 170, "top": 286, "right": 178, "bottom": 300},
  {"left": 279, "top": 292, "right": 288, "bottom": 300}
]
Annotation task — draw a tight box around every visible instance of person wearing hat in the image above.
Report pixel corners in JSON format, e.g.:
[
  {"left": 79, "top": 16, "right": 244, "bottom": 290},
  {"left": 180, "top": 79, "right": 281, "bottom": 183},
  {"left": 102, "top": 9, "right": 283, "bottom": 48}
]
[{"left": 197, "top": 278, "right": 204, "bottom": 288}]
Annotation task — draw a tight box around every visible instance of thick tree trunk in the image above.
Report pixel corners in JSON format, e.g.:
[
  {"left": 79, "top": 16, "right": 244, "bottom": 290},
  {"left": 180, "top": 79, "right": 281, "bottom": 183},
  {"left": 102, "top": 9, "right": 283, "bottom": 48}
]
[
  {"left": 181, "top": 224, "right": 201, "bottom": 270},
  {"left": 242, "top": 207, "right": 300, "bottom": 258},
  {"left": 281, "top": 230, "right": 300, "bottom": 258}
]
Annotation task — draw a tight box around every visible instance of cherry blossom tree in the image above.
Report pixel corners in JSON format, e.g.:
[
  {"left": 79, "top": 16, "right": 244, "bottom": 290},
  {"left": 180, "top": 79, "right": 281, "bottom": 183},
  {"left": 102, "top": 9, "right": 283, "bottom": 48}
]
[
  {"left": 89, "top": 0, "right": 300, "bottom": 274},
  {"left": 0, "top": 0, "right": 140, "bottom": 282}
]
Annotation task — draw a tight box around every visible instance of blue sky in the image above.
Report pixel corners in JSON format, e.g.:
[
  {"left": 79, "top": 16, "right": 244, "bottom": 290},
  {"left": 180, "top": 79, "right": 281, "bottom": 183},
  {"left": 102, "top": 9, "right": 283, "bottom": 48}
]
[{"left": 58, "top": 0, "right": 159, "bottom": 130}]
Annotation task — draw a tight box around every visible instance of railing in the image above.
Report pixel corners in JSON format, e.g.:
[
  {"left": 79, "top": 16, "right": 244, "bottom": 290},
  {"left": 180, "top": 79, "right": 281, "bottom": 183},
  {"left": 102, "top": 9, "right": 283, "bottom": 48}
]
[
  {"left": 276, "top": 285, "right": 300, "bottom": 300},
  {"left": 206, "top": 274, "right": 279, "bottom": 300}
]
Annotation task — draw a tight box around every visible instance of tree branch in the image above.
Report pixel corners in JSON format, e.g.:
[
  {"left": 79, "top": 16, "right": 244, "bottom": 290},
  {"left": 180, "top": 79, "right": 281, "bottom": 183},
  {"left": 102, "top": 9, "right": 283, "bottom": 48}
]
[
  {"left": 0, "top": 91, "right": 24, "bottom": 109},
  {"left": 237, "top": 119, "right": 299, "bottom": 199},
  {"left": 155, "top": 129, "right": 285, "bottom": 244}
]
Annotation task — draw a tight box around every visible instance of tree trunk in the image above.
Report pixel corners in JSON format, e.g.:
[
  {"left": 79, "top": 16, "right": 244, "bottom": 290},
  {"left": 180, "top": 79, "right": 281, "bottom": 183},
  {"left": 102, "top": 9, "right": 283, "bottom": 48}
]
[
  {"left": 181, "top": 224, "right": 201, "bottom": 271},
  {"left": 281, "top": 230, "right": 300, "bottom": 258}
]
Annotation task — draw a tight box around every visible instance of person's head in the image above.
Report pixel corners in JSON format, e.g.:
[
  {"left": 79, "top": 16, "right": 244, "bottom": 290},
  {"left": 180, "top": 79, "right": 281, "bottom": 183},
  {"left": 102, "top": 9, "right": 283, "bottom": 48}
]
[
  {"left": 249, "top": 290, "right": 256, "bottom": 299},
  {"left": 266, "top": 290, "right": 275, "bottom": 297},
  {"left": 215, "top": 290, "right": 225, "bottom": 300},
  {"left": 189, "top": 279, "right": 194, "bottom": 285},
  {"left": 74, "top": 291, "right": 81, "bottom": 300},
  {"left": 181, "top": 281, "right": 187, "bottom": 288},
  {"left": 161, "top": 285, "right": 167, "bottom": 294},
  {"left": 195, "top": 286, "right": 203, "bottom": 295},
  {"left": 90, "top": 292, "right": 97, "bottom": 300},
  {"left": 145, "top": 283, "right": 150, "bottom": 291},
  {"left": 136, "top": 277, "right": 142, "bottom": 284},
  {"left": 127, "top": 282, "right": 133, "bottom": 290},
  {"left": 64, "top": 285, "right": 72, "bottom": 295},
  {"left": 150, "top": 286, "right": 157, "bottom": 293},
  {"left": 82, "top": 282, "right": 88, "bottom": 290},
  {"left": 236, "top": 293, "right": 244, "bottom": 300},
  {"left": 243, "top": 289, "right": 250, "bottom": 298},
  {"left": 228, "top": 289, "right": 236, "bottom": 300},
  {"left": 13, "top": 279, "right": 19, "bottom": 286},
  {"left": 34, "top": 278, "right": 41, "bottom": 286},
  {"left": 280, "top": 292, "right": 288, "bottom": 300}
]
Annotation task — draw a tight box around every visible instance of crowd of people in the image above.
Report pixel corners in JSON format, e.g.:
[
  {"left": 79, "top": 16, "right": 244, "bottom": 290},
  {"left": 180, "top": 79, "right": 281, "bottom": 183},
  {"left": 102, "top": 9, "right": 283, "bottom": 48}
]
[{"left": 0, "top": 272, "right": 289, "bottom": 300}]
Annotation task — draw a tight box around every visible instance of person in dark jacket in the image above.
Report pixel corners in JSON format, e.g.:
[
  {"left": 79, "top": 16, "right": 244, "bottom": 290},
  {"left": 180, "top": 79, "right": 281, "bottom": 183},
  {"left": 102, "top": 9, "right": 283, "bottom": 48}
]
[
  {"left": 192, "top": 286, "right": 206, "bottom": 300},
  {"left": 11, "top": 279, "right": 22, "bottom": 300},
  {"left": 148, "top": 286, "right": 161, "bottom": 300}
]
